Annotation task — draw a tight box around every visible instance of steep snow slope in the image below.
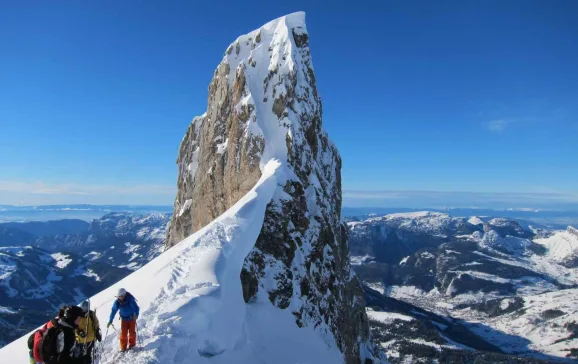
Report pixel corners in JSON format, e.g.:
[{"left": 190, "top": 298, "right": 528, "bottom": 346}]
[{"left": 0, "top": 161, "right": 344, "bottom": 363}]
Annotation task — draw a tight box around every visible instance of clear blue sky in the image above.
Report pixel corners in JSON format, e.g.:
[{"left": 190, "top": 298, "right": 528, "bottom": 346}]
[{"left": 1, "top": 0, "right": 577, "bottom": 207}]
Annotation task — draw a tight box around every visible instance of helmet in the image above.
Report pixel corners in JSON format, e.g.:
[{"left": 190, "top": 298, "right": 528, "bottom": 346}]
[
  {"left": 117, "top": 288, "right": 127, "bottom": 298},
  {"left": 79, "top": 300, "right": 89, "bottom": 313}
]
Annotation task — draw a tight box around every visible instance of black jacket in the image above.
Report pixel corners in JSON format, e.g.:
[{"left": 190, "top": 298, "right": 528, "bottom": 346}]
[{"left": 53, "top": 318, "right": 80, "bottom": 364}]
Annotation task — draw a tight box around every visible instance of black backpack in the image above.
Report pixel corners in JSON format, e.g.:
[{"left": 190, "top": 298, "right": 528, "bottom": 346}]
[{"left": 39, "top": 319, "right": 64, "bottom": 364}]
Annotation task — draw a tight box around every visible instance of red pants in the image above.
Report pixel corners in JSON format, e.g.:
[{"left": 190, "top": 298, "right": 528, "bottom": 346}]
[{"left": 120, "top": 319, "right": 137, "bottom": 350}]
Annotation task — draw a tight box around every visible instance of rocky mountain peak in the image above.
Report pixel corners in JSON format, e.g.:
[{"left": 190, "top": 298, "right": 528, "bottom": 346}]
[
  {"left": 167, "top": 12, "right": 332, "bottom": 242},
  {"left": 166, "top": 12, "right": 378, "bottom": 364}
]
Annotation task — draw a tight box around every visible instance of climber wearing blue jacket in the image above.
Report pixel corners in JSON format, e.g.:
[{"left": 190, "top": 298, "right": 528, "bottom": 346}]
[{"left": 108, "top": 288, "right": 139, "bottom": 351}]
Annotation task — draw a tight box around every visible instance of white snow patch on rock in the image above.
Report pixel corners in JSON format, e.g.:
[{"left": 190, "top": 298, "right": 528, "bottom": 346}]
[
  {"left": 468, "top": 216, "right": 484, "bottom": 226},
  {"left": 366, "top": 308, "right": 414, "bottom": 324},
  {"left": 216, "top": 138, "right": 228, "bottom": 155},
  {"left": 51, "top": 253, "right": 72, "bottom": 268},
  {"left": 178, "top": 199, "right": 193, "bottom": 217},
  {"left": 350, "top": 254, "right": 375, "bottom": 266}
]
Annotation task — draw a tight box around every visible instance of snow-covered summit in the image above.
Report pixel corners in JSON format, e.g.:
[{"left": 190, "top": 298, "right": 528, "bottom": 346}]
[
  {"left": 226, "top": 11, "right": 309, "bottom": 93},
  {"left": 468, "top": 216, "right": 484, "bottom": 226}
]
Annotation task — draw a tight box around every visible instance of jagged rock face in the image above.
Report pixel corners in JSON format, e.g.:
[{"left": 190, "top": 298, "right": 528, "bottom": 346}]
[
  {"left": 166, "top": 12, "right": 376, "bottom": 364},
  {"left": 166, "top": 65, "right": 263, "bottom": 244}
]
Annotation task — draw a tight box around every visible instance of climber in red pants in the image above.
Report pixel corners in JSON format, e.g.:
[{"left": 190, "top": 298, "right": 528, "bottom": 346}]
[{"left": 107, "top": 288, "right": 140, "bottom": 351}]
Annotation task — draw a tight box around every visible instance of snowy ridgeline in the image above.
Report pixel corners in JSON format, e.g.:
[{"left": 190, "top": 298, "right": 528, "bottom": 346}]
[{"left": 1, "top": 161, "right": 343, "bottom": 363}]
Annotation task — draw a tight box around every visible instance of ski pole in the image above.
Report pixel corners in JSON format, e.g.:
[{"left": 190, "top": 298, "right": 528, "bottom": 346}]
[
  {"left": 100, "top": 326, "right": 110, "bottom": 363},
  {"left": 92, "top": 308, "right": 98, "bottom": 363},
  {"left": 83, "top": 299, "right": 90, "bottom": 355},
  {"left": 135, "top": 319, "right": 140, "bottom": 346}
]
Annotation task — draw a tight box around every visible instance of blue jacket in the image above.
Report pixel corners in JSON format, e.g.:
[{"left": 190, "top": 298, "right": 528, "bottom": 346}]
[{"left": 109, "top": 293, "right": 139, "bottom": 323}]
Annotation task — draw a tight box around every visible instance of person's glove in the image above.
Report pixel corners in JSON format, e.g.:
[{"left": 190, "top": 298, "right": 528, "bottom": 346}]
[
  {"left": 107, "top": 322, "right": 112, "bottom": 328},
  {"left": 96, "top": 329, "right": 102, "bottom": 342},
  {"left": 132, "top": 314, "right": 137, "bottom": 321}
]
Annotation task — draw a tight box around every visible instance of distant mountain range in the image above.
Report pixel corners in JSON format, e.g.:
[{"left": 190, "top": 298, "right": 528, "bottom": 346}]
[
  {"left": 2, "top": 204, "right": 577, "bottom": 227},
  {"left": 0, "top": 204, "right": 173, "bottom": 223},
  {"left": 343, "top": 207, "right": 578, "bottom": 229}
]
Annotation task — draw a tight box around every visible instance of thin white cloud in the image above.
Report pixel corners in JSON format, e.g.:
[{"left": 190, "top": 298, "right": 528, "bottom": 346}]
[
  {"left": 486, "top": 119, "right": 516, "bottom": 132},
  {"left": 484, "top": 116, "right": 543, "bottom": 133}
]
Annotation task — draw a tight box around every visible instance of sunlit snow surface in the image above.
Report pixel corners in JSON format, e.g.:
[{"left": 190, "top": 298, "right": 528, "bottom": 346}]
[
  {"left": 366, "top": 308, "right": 414, "bottom": 324},
  {"left": 51, "top": 252, "right": 73, "bottom": 268}
]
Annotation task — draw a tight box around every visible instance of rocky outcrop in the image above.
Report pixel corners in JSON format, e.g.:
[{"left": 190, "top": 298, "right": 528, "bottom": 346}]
[{"left": 166, "top": 12, "right": 379, "bottom": 364}]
